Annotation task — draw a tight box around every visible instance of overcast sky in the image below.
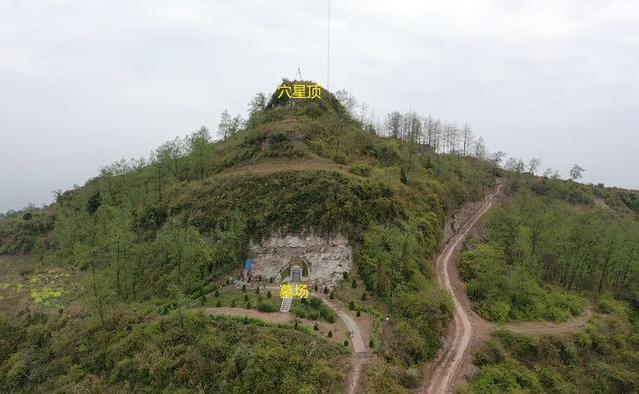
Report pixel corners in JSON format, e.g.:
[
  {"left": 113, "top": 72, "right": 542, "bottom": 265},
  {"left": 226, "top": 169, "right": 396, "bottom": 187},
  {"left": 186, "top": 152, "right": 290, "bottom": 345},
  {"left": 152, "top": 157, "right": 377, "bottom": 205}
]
[{"left": 1, "top": 0, "right": 638, "bottom": 212}]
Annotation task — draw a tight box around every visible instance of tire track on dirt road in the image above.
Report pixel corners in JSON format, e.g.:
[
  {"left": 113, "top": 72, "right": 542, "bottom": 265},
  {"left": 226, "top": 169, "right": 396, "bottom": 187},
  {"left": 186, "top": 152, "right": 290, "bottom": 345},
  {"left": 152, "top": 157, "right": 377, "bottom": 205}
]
[{"left": 424, "top": 183, "right": 503, "bottom": 394}]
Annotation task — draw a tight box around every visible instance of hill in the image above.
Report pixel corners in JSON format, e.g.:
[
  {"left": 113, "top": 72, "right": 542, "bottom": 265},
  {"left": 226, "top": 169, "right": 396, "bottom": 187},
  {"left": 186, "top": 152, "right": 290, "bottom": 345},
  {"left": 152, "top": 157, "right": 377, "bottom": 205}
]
[{"left": 0, "top": 81, "right": 498, "bottom": 393}]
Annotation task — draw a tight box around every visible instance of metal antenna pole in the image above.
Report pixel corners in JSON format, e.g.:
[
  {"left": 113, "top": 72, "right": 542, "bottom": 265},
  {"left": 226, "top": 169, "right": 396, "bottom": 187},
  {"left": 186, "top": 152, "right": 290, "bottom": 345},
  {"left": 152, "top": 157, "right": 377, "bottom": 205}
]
[{"left": 327, "top": 0, "right": 331, "bottom": 90}]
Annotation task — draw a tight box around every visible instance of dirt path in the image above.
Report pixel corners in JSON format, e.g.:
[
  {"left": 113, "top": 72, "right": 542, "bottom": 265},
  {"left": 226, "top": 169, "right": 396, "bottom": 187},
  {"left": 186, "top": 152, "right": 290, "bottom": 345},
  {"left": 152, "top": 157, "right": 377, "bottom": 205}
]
[
  {"left": 423, "top": 182, "right": 597, "bottom": 393},
  {"left": 205, "top": 296, "right": 372, "bottom": 394},
  {"left": 424, "top": 183, "right": 504, "bottom": 394},
  {"left": 504, "top": 308, "right": 593, "bottom": 336},
  {"left": 321, "top": 296, "right": 372, "bottom": 394}
]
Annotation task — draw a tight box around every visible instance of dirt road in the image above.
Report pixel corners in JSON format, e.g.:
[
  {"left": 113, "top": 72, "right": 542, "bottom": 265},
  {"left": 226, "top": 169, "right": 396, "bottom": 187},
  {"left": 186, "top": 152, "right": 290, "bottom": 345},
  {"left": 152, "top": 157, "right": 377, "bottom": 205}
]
[
  {"left": 504, "top": 307, "right": 593, "bottom": 336},
  {"left": 423, "top": 182, "right": 596, "bottom": 393},
  {"left": 425, "top": 184, "right": 503, "bottom": 394}
]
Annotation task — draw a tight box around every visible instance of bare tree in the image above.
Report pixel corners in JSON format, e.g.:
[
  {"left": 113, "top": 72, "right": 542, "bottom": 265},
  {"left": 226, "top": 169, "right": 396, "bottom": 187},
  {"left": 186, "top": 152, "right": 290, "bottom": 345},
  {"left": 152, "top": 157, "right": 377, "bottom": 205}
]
[
  {"left": 384, "top": 111, "right": 403, "bottom": 139},
  {"left": 528, "top": 157, "right": 541, "bottom": 175},
  {"left": 569, "top": 164, "right": 585, "bottom": 181},
  {"left": 462, "top": 124, "right": 473, "bottom": 156}
]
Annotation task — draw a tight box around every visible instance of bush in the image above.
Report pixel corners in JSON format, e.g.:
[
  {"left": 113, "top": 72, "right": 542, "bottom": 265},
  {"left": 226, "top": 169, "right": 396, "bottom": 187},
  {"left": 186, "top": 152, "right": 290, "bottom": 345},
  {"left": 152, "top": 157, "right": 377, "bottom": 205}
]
[
  {"left": 267, "top": 290, "right": 272, "bottom": 299},
  {"left": 328, "top": 330, "right": 333, "bottom": 338},
  {"left": 349, "top": 301, "right": 355, "bottom": 310},
  {"left": 350, "top": 163, "right": 371, "bottom": 177},
  {"left": 352, "top": 279, "right": 357, "bottom": 289},
  {"left": 257, "top": 301, "right": 278, "bottom": 313}
]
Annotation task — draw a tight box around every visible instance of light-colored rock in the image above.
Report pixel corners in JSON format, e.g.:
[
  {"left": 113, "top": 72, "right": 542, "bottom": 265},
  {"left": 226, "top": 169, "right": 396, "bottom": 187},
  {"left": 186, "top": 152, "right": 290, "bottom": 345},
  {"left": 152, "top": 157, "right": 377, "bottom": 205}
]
[{"left": 249, "top": 233, "right": 352, "bottom": 288}]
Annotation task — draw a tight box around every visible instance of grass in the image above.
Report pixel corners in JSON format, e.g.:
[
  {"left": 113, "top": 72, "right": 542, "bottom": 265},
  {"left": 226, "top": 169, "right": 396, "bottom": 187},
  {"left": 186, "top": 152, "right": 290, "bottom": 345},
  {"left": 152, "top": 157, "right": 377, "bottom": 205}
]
[{"left": 204, "top": 287, "right": 282, "bottom": 311}]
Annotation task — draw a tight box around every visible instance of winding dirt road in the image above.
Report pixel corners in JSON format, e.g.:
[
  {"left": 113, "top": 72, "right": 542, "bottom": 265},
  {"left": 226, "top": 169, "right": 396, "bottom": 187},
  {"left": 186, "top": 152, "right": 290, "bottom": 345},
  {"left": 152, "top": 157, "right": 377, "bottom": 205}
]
[
  {"left": 423, "top": 182, "right": 595, "bottom": 393},
  {"left": 425, "top": 184, "right": 504, "bottom": 394}
]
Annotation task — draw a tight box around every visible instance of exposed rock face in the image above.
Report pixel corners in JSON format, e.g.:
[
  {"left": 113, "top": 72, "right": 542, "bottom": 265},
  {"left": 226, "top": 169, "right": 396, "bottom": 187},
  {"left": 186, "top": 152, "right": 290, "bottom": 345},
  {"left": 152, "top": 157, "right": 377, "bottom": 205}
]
[{"left": 249, "top": 233, "right": 352, "bottom": 287}]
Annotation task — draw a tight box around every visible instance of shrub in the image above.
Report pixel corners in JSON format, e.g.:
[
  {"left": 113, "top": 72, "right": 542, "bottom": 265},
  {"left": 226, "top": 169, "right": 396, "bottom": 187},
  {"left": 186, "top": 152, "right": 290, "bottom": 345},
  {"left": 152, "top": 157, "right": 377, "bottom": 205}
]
[
  {"left": 362, "top": 292, "right": 367, "bottom": 301},
  {"left": 231, "top": 299, "right": 236, "bottom": 308},
  {"left": 349, "top": 301, "right": 355, "bottom": 310},
  {"left": 356, "top": 310, "right": 361, "bottom": 317},
  {"left": 216, "top": 300, "right": 222, "bottom": 307},
  {"left": 267, "top": 290, "right": 272, "bottom": 299},
  {"left": 344, "top": 340, "right": 349, "bottom": 347},
  {"left": 351, "top": 163, "right": 371, "bottom": 177},
  {"left": 257, "top": 301, "right": 278, "bottom": 313},
  {"left": 328, "top": 330, "right": 333, "bottom": 338},
  {"left": 352, "top": 279, "right": 357, "bottom": 289}
]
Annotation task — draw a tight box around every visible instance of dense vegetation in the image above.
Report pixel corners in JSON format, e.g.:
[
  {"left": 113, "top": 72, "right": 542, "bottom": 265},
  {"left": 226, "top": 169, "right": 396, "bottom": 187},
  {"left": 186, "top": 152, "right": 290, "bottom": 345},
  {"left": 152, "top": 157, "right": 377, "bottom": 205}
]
[
  {"left": 0, "top": 81, "right": 498, "bottom": 392},
  {"left": 461, "top": 177, "right": 639, "bottom": 323},
  {"left": 466, "top": 296, "right": 639, "bottom": 393},
  {"left": 0, "top": 310, "right": 348, "bottom": 393},
  {"left": 463, "top": 175, "right": 639, "bottom": 393}
]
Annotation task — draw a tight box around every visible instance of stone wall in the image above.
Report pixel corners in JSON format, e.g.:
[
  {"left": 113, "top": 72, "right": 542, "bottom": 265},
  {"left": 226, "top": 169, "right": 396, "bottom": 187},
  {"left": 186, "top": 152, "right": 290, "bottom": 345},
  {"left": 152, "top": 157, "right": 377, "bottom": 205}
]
[{"left": 248, "top": 233, "right": 352, "bottom": 288}]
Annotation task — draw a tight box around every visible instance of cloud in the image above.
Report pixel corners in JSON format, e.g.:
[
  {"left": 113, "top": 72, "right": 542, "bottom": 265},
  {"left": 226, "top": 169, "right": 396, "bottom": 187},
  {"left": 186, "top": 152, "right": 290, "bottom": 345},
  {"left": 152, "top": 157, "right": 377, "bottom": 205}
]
[{"left": 0, "top": 0, "right": 637, "bottom": 211}]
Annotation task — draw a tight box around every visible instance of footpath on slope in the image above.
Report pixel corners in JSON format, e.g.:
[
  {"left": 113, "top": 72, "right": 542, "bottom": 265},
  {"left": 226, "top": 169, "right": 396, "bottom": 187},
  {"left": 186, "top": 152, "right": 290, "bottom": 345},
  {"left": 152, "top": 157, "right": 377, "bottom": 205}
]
[
  {"left": 203, "top": 290, "right": 372, "bottom": 394},
  {"left": 320, "top": 295, "right": 373, "bottom": 394},
  {"left": 422, "top": 182, "right": 596, "bottom": 394}
]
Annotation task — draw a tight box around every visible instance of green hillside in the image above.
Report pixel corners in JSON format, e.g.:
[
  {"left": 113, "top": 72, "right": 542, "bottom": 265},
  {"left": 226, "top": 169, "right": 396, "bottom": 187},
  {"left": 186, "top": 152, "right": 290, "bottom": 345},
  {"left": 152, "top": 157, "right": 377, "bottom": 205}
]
[
  {"left": 462, "top": 174, "right": 639, "bottom": 393},
  {"left": 0, "top": 82, "right": 497, "bottom": 393}
]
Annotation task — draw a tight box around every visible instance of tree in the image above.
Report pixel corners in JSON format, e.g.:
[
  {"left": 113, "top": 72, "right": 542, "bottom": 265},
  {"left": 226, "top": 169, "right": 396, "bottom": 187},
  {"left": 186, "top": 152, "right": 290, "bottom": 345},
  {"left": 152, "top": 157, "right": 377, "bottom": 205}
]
[
  {"left": 218, "top": 110, "right": 233, "bottom": 140},
  {"left": 334, "top": 89, "right": 357, "bottom": 115},
  {"left": 96, "top": 206, "right": 135, "bottom": 299},
  {"left": 490, "top": 151, "right": 506, "bottom": 167},
  {"left": 248, "top": 93, "right": 267, "bottom": 127},
  {"left": 462, "top": 124, "right": 473, "bottom": 156},
  {"left": 87, "top": 192, "right": 102, "bottom": 214},
  {"left": 473, "top": 137, "right": 487, "bottom": 159},
  {"left": 570, "top": 164, "right": 585, "bottom": 181},
  {"left": 542, "top": 167, "right": 553, "bottom": 178},
  {"left": 248, "top": 92, "right": 267, "bottom": 116},
  {"left": 189, "top": 126, "right": 211, "bottom": 180},
  {"left": 528, "top": 158, "right": 541, "bottom": 175},
  {"left": 155, "top": 219, "right": 212, "bottom": 295},
  {"left": 74, "top": 242, "right": 105, "bottom": 326},
  {"left": 384, "top": 111, "right": 403, "bottom": 139}
]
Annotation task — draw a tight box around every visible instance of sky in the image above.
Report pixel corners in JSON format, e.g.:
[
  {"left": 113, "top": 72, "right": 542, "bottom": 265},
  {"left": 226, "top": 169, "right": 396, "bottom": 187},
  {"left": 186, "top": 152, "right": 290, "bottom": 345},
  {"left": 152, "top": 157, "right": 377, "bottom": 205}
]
[{"left": 1, "top": 0, "right": 638, "bottom": 212}]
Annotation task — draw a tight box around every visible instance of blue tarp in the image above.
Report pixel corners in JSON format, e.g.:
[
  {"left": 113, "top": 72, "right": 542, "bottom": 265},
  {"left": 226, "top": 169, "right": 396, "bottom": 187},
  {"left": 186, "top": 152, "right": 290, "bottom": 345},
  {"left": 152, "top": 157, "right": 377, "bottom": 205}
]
[{"left": 244, "top": 258, "right": 253, "bottom": 271}]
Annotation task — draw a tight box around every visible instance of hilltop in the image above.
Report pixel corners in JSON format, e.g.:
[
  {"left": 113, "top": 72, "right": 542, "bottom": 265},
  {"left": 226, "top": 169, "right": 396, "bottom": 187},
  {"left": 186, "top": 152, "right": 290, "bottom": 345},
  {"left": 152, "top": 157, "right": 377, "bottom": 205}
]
[
  {"left": 1, "top": 81, "right": 638, "bottom": 393},
  {"left": 0, "top": 81, "right": 499, "bottom": 393}
]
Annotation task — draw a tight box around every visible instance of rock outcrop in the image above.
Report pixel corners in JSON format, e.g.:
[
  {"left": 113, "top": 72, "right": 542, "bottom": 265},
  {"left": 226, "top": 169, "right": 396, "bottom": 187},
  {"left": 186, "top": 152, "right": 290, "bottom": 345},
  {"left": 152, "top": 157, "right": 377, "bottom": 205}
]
[{"left": 249, "top": 233, "right": 352, "bottom": 287}]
